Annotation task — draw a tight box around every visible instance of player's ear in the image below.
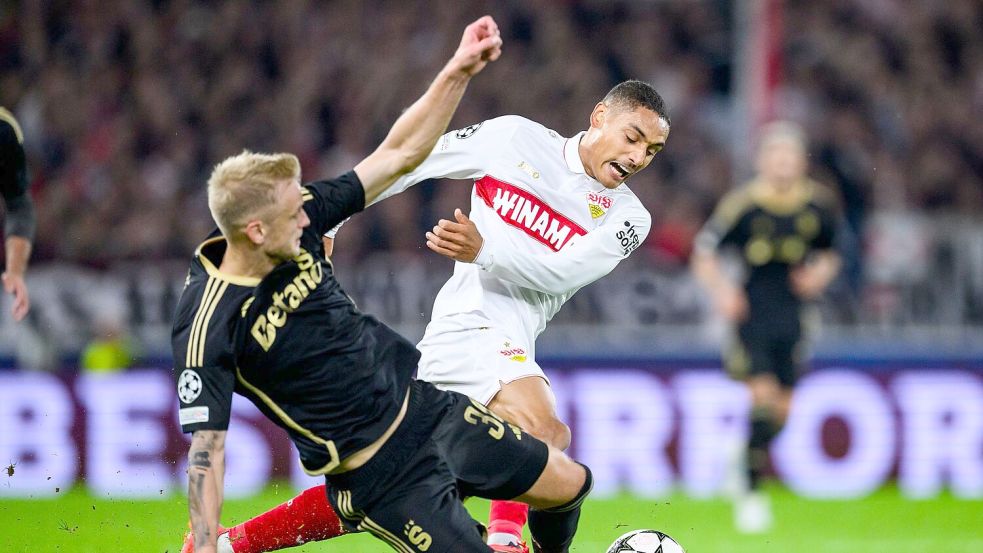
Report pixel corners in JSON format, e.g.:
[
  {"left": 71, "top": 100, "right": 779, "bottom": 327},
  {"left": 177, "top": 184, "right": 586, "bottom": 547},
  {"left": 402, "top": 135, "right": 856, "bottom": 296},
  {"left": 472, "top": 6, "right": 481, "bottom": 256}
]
[
  {"left": 243, "top": 219, "right": 266, "bottom": 246},
  {"left": 589, "top": 102, "right": 607, "bottom": 130}
]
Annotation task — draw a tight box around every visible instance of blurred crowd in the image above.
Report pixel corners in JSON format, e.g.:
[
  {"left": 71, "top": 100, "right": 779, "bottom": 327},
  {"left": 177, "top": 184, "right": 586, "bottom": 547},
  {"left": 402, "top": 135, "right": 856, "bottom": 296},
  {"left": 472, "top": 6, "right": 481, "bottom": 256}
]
[{"left": 0, "top": 0, "right": 980, "bottom": 281}]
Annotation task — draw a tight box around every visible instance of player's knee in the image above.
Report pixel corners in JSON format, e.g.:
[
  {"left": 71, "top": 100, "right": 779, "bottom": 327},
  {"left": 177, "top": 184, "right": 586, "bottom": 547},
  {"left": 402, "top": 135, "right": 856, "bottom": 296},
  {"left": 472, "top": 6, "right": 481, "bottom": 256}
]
[
  {"left": 542, "top": 461, "right": 592, "bottom": 512},
  {"left": 526, "top": 417, "right": 571, "bottom": 451}
]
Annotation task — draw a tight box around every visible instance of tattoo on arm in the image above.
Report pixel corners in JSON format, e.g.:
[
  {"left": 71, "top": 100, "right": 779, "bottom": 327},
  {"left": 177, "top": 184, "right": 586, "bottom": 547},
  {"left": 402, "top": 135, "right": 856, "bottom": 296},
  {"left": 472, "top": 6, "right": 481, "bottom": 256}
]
[
  {"left": 187, "top": 430, "right": 226, "bottom": 549},
  {"left": 191, "top": 450, "right": 211, "bottom": 469},
  {"left": 188, "top": 472, "right": 210, "bottom": 547}
]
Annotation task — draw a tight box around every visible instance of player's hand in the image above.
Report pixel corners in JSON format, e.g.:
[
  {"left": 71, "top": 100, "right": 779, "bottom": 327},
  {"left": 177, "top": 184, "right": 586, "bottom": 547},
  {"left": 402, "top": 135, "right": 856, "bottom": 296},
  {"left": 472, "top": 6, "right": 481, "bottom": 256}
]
[
  {"left": 1, "top": 271, "right": 29, "bottom": 321},
  {"left": 449, "top": 15, "right": 502, "bottom": 77},
  {"left": 790, "top": 265, "right": 825, "bottom": 299},
  {"left": 426, "top": 209, "right": 484, "bottom": 263},
  {"left": 715, "top": 286, "right": 748, "bottom": 322}
]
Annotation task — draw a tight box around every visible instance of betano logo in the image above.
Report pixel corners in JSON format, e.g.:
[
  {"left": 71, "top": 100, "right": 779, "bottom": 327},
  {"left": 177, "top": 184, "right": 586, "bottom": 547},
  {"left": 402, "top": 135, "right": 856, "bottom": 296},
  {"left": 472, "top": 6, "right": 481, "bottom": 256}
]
[
  {"left": 250, "top": 249, "right": 323, "bottom": 351},
  {"left": 476, "top": 176, "right": 586, "bottom": 251}
]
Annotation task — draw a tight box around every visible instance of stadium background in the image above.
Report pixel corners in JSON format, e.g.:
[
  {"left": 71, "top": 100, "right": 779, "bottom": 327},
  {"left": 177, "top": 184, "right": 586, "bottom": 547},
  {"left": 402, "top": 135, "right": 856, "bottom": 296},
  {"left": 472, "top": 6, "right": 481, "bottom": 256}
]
[{"left": 0, "top": 0, "right": 981, "bottom": 551}]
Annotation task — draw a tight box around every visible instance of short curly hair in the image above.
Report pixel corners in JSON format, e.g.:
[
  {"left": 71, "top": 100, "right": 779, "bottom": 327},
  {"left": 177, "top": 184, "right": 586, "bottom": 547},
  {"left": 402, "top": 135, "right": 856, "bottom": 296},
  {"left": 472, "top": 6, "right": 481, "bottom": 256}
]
[{"left": 603, "top": 80, "right": 671, "bottom": 127}]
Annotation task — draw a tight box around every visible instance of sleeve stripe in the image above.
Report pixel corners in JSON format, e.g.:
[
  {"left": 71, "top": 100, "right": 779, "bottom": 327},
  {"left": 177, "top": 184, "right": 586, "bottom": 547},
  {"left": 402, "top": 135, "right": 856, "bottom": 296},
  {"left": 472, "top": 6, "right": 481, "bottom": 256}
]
[
  {"left": 0, "top": 107, "right": 23, "bottom": 143},
  {"left": 186, "top": 277, "right": 216, "bottom": 368},
  {"left": 194, "top": 280, "right": 230, "bottom": 367},
  {"left": 186, "top": 277, "right": 229, "bottom": 368}
]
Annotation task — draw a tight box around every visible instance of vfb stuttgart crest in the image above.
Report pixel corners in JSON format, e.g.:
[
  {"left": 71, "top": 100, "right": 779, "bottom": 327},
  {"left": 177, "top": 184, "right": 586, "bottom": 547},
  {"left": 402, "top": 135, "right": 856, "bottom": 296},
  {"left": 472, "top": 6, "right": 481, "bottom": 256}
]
[{"left": 178, "top": 369, "right": 203, "bottom": 404}]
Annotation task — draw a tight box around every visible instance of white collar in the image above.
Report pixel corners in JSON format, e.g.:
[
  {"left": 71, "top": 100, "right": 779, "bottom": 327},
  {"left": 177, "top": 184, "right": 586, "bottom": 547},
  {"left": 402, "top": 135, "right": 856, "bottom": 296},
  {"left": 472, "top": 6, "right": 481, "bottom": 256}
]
[{"left": 564, "top": 131, "right": 587, "bottom": 174}]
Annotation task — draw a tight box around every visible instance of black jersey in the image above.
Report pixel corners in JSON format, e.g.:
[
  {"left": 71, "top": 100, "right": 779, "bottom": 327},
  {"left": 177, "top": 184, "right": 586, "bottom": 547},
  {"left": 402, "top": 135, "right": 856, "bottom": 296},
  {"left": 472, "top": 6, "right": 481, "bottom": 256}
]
[
  {"left": 173, "top": 170, "right": 422, "bottom": 475},
  {"left": 172, "top": 235, "right": 256, "bottom": 432},
  {"left": 0, "top": 107, "right": 27, "bottom": 200},
  {"left": 696, "top": 179, "right": 839, "bottom": 333},
  {"left": 1, "top": 106, "right": 35, "bottom": 240}
]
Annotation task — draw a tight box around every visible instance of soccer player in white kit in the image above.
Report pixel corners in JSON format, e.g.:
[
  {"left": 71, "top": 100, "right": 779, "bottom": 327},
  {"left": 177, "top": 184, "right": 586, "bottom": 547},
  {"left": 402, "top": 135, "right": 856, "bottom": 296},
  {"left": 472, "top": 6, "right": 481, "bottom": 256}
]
[{"left": 186, "top": 81, "right": 670, "bottom": 553}]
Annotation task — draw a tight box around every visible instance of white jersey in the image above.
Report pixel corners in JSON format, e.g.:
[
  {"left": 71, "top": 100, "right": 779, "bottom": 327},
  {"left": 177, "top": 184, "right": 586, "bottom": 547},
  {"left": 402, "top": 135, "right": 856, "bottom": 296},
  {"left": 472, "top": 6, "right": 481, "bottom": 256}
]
[{"left": 382, "top": 115, "right": 652, "bottom": 351}]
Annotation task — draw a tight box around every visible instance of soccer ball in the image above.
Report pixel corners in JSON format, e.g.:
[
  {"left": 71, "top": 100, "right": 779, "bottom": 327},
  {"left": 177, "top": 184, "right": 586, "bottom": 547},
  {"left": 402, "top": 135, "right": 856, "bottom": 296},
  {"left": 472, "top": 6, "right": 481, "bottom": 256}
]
[{"left": 605, "top": 529, "right": 685, "bottom": 553}]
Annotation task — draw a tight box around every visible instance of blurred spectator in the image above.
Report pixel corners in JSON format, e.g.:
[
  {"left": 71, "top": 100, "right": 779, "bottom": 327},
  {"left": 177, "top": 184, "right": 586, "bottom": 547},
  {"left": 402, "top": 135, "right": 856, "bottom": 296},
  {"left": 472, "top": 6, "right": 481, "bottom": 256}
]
[{"left": 0, "top": 0, "right": 980, "bottom": 333}]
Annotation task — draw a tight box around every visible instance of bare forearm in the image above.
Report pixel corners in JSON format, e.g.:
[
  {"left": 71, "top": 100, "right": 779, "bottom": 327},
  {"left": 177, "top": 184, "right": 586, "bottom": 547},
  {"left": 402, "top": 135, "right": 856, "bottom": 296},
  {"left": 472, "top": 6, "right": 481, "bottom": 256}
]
[
  {"left": 4, "top": 235, "right": 30, "bottom": 276},
  {"left": 188, "top": 431, "right": 226, "bottom": 553},
  {"left": 391, "top": 66, "right": 469, "bottom": 167},
  {"left": 805, "top": 251, "right": 842, "bottom": 291},
  {"left": 691, "top": 250, "right": 734, "bottom": 296},
  {"left": 357, "top": 67, "right": 471, "bottom": 204},
  {"left": 354, "top": 15, "right": 501, "bottom": 204}
]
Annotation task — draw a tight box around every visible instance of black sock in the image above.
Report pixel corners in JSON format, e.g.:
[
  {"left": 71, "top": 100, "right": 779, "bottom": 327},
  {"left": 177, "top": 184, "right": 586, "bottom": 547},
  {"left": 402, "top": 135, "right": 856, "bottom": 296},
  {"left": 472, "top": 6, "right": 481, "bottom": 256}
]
[
  {"left": 747, "top": 407, "right": 778, "bottom": 490},
  {"left": 529, "top": 465, "right": 592, "bottom": 553}
]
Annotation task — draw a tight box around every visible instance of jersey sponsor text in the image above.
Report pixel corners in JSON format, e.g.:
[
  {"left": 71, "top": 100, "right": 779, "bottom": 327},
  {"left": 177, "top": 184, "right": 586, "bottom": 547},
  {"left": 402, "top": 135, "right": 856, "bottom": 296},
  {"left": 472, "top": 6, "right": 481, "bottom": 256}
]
[
  {"left": 475, "top": 176, "right": 586, "bottom": 252},
  {"left": 251, "top": 248, "right": 323, "bottom": 351}
]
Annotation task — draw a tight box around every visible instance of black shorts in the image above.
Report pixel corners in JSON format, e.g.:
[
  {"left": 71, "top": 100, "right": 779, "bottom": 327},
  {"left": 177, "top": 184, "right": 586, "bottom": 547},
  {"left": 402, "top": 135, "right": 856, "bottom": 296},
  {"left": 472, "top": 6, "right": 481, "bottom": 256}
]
[
  {"left": 325, "top": 380, "right": 549, "bottom": 553},
  {"left": 725, "top": 323, "right": 805, "bottom": 388}
]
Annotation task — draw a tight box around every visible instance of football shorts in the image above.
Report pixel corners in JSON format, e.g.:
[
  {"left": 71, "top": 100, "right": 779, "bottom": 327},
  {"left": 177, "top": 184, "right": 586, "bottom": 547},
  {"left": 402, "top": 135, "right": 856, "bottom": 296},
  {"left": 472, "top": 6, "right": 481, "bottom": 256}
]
[{"left": 417, "top": 322, "right": 548, "bottom": 405}]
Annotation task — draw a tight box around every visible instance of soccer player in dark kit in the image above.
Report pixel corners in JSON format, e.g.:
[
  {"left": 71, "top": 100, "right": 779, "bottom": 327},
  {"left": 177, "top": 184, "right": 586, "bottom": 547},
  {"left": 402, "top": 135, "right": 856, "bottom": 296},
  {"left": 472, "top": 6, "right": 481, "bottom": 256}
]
[
  {"left": 172, "top": 16, "right": 591, "bottom": 553},
  {"left": 0, "top": 106, "right": 34, "bottom": 322},
  {"left": 692, "top": 121, "right": 842, "bottom": 533}
]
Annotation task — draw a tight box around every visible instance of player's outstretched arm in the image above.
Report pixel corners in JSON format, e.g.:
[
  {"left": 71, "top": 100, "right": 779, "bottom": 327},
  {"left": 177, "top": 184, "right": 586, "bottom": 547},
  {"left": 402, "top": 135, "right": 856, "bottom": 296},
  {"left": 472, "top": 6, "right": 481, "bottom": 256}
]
[
  {"left": 354, "top": 15, "right": 502, "bottom": 204},
  {"left": 2, "top": 234, "right": 31, "bottom": 321},
  {"left": 187, "top": 429, "right": 227, "bottom": 553}
]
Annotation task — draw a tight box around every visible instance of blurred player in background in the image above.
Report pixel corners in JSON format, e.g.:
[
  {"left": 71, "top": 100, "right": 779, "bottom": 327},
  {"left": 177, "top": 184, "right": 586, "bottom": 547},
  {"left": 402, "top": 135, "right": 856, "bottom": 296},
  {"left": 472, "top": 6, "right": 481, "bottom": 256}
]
[
  {"left": 211, "top": 80, "right": 670, "bottom": 553},
  {"left": 691, "top": 121, "right": 842, "bottom": 533},
  {"left": 0, "top": 106, "right": 34, "bottom": 322}
]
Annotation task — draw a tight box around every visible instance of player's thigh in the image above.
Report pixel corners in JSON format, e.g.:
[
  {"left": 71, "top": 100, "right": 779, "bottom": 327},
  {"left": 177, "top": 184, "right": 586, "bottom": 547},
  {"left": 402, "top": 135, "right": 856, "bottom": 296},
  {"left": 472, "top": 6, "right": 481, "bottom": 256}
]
[
  {"left": 772, "top": 332, "right": 807, "bottom": 388},
  {"left": 488, "top": 375, "right": 569, "bottom": 448},
  {"left": 328, "top": 452, "right": 489, "bottom": 552},
  {"left": 431, "top": 387, "right": 549, "bottom": 502},
  {"left": 362, "top": 486, "right": 488, "bottom": 553}
]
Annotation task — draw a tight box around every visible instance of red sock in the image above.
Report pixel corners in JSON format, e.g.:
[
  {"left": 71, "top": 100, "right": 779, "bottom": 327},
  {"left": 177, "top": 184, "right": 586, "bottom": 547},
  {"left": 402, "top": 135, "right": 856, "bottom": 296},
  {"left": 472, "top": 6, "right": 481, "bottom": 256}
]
[
  {"left": 226, "top": 484, "right": 347, "bottom": 553},
  {"left": 487, "top": 500, "right": 529, "bottom": 545}
]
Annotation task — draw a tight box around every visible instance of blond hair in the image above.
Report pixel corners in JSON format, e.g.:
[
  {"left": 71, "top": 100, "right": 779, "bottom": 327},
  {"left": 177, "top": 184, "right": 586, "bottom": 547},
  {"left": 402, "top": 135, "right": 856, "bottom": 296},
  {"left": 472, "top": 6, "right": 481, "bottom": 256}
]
[
  {"left": 757, "top": 120, "right": 807, "bottom": 153},
  {"left": 207, "top": 150, "right": 301, "bottom": 237}
]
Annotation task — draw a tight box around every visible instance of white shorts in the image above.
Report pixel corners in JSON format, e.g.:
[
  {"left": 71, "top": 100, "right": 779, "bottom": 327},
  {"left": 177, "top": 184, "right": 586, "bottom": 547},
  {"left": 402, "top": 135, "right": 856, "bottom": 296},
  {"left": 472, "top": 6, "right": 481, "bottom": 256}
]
[{"left": 416, "top": 325, "right": 548, "bottom": 405}]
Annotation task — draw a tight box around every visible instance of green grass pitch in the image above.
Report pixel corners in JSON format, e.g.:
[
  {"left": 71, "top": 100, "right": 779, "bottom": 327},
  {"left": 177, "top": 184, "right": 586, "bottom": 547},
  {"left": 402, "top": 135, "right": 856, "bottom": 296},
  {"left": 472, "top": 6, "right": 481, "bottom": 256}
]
[{"left": 1, "top": 484, "right": 980, "bottom": 552}]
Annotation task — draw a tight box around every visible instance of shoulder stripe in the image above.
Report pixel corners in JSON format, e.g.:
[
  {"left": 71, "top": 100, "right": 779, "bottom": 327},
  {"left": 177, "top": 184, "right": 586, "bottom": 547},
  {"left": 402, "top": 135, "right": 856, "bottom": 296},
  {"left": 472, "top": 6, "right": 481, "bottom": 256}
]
[
  {"left": 186, "top": 277, "right": 217, "bottom": 368},
  {"left": 0, "top": 107, "right": 23, "bottom": 143},
  {"left": 195, "top": 280, "right": 229, "bottom": 367},
  {"left": 186, "top": 277, "right": 229, "bottom": 368}
]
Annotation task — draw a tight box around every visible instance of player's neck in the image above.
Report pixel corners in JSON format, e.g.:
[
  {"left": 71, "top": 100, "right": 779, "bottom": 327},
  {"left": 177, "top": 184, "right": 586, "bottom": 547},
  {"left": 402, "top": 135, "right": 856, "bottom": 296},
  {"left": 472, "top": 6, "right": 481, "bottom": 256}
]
[
  {"left": 219, "top": 241, "right": 277, "bottom": 281},
  {"left": 577, "top": 137, "right": 597, "bottom": 180}
]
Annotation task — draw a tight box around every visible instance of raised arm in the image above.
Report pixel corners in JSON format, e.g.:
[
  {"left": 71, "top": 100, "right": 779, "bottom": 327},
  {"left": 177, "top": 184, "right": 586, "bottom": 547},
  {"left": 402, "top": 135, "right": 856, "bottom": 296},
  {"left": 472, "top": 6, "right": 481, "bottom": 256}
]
[
  {"left": 187, "top": 429, "right": 227, "bottom": 553},
  {"left": 354, "top": 15, "right": 502, "bottom": 204}
]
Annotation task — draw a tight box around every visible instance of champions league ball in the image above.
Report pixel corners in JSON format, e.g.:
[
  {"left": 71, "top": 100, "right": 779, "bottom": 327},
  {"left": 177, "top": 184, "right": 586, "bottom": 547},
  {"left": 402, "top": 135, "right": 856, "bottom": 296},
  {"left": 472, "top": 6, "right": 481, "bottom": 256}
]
[{"left": 605, "top": 529, "right": 686, "bottom": 553}]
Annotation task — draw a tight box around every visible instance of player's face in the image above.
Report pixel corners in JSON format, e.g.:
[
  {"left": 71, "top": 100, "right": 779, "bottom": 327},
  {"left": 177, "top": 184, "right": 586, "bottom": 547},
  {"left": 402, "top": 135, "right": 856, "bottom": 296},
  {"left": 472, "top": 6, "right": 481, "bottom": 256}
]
[
  {"left": 263, "top": 179, "right": 310, "bottom": 262},
  {"left": 757, "top": 137, "right": 807, "bottom": 184},
  {"left": 584, "top": 103, "right": 669, "bottom": 189}
]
